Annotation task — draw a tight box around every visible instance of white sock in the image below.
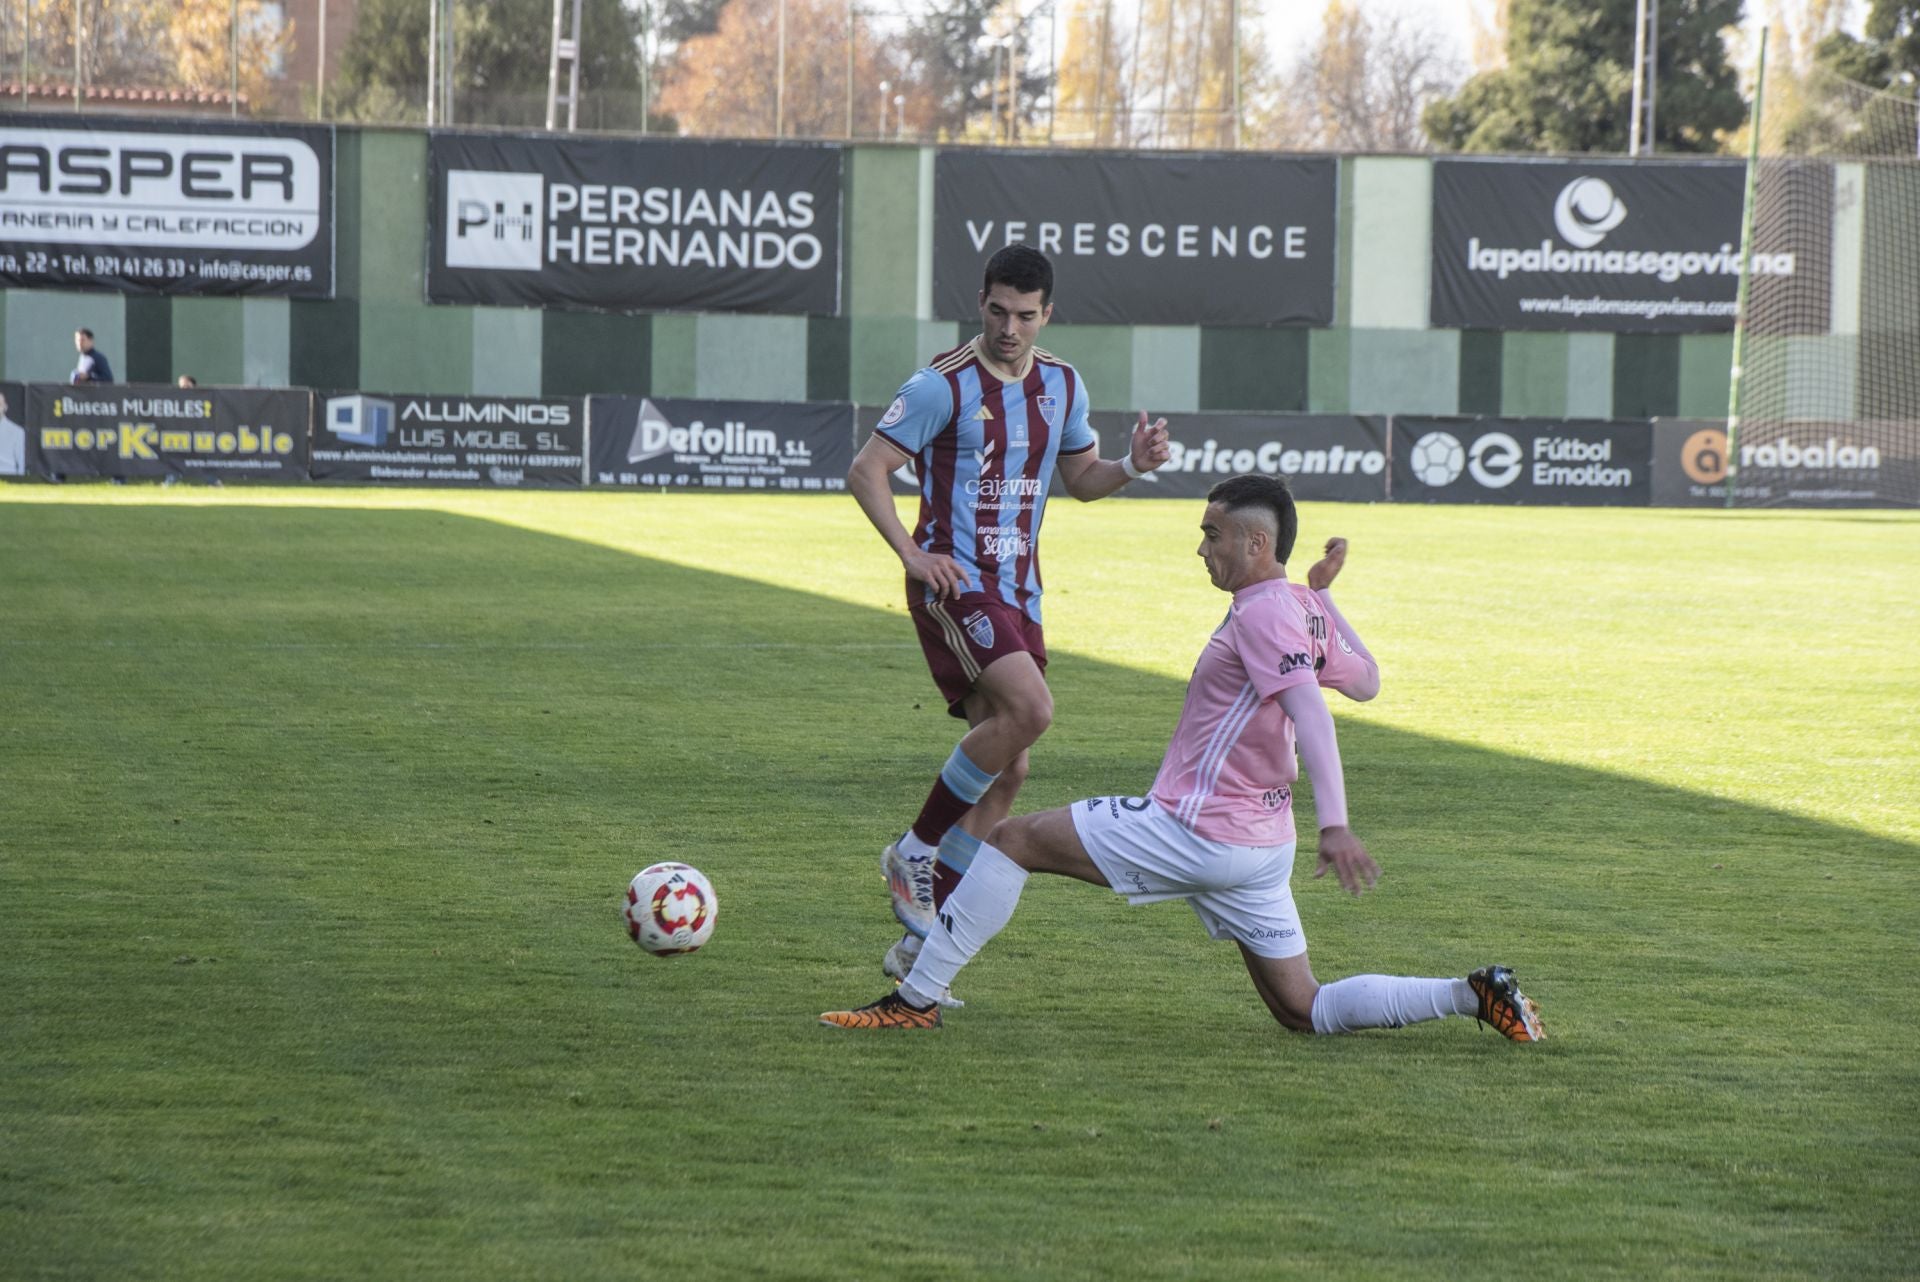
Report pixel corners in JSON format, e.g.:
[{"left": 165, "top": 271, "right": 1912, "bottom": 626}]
[
  {"left": 897, "top": 831, "right": 937, "bottom": 861},
  {"left": 898, "top": 844, "right": 1027, "bottom": 1008},
  {"left": 1309, "top": 975, "right": 1477, "bottom": 1034}
]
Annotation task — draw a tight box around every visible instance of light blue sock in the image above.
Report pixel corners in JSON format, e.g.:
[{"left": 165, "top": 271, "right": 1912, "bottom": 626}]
[{"left": 937, "top": 825, "right": 983, "bottom": 875}]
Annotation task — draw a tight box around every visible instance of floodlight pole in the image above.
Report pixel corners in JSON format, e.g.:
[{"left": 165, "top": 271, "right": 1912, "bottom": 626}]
[
  {"left": 1724, "top": 25, "right": 1767, "bottom": 510},
  {"left": 71, "top": 0, "right": 79, "bottom": 110},
  {"left": 316, "top": 0, "right": 327, "bottom": 119},
  {"left": 1629, "top": 0, "right": 1658, "bottom": 153},
  {"left": 427, "top": 0, "right": 438, "bottom": 125},
  {"left": 230, "top": 0, "right": 239, "bottom": 116}
]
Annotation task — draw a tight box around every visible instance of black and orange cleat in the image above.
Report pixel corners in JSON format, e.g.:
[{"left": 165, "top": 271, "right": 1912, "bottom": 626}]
[
  {"left": 1468, "top": 965, "right": 1545, "bottom": 1042},
  {"left": 819, "top": 990, "right": 942, "bottom": 1030}
]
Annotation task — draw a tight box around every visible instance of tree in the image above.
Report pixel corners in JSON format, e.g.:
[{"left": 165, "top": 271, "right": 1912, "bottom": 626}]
[
  {"left": 656, "top": 0, "right": 902, "bottom": 138},
  {"left": 894, "top": 0, "right": 1049, "bottom": 143},
  {"left": 3, "top": 0, "right": 289, "bottom": 110},
  {"left": 1778, "top": 0, "right": 1920, "bottom": 154},
  {"left": 1052, "top": 0, "right": 1138, "bottom": 146},
  {"left": 1423, "top": 0, "right": 1746, "bottom": 154},
  {"left": 330, "top": 0, "right": 645, "bottom": 128},
  {"left": 1272, "top": 0, "right": 1461, "bottom": 152}
]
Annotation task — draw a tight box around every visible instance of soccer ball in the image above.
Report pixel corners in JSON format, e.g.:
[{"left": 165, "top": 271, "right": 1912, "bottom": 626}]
[
  {"left": 624, "top": 862, "right": 717, "bottom": 956},
  {"left": 1408, "top": 430, "right": 1465, "bottom": 487}
]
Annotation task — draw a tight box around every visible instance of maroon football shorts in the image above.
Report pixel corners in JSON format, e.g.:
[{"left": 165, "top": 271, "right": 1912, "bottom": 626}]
[{"left": 908, "top": 593, "right": 1049, "bottom": 719}]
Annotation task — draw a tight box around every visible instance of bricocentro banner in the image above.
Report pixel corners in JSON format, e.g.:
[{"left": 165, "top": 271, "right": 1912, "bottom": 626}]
[
  {"left": 1093, "top": 412, "right": 1388, "bottom": 501},
  {"left": 0, "top": 113, "right": 334, "bottom": 298},
  {"left": 310, "top": 393, "right": 586, "bottom": 487},
  {"left": 933, "top": 149, "right": 1337, "bottom": 327},
  {"left": 428, "top": 132, "right": 842, "bottom": 315},
  {"left": 1430, "top": 157, "right": 1830, "bottom": 334},
  {"left": 1392, "top": 417, "right": 1652, "bottom": 505},
  {"left": 25, "top": 384, "right": 312, "bottom": 482},
  {"left": 588, "top": 397, "right": 852, "bottom": 492}
]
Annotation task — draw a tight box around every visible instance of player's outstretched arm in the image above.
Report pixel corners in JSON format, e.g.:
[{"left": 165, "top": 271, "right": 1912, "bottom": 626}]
[
  {"left": 1057, "top": 410, "right": 1171, "bottom": 501},
  {"left": 846, "top": 436, "right": 971, "bottom": 600},
  {"left": 1276, "top": 682, "right": 1379, "bottom": 896}
]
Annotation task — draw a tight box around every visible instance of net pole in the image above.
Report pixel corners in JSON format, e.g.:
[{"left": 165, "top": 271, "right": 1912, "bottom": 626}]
[{"left": 1724, "top": 25, "right": 1767, "bottom": 509}]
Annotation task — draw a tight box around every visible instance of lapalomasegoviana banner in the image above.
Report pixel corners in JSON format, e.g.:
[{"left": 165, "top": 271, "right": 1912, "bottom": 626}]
[{"left": 0, "top": 113, "right": 334, "bottom": 298}]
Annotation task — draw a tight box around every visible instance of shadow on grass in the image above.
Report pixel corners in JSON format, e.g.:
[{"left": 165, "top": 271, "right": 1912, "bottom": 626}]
[{"left": 4, "top": 500, "right": 1916, "bottom": 1280}]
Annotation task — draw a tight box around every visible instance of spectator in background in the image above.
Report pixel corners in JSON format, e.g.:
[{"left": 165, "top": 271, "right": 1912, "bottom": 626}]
[
  {"left": 72, "top": 329, "right": 114, "bottom": 384},
  {"left": 177, "top": 375, "right": 197, "bottom": 389},
  {"left": 0, "top": 389, "right": 25, "bottom": 476}
]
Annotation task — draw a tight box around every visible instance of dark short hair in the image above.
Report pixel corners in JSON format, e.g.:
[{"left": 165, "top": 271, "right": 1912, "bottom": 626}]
[
  {"left": 982, "top": 244, "right": 1053, "bottom": 304},
  {"left": 76, "top": 327, "right": 94, "bottom": 339},
  {"left": 1207, "top": 474, "right": 1298, "bottom": 564}
]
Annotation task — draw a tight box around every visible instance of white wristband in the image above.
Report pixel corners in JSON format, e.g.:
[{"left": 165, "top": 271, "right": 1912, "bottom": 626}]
[{"left": 1121, "top": 455, "right": 1145, "bottom": 480}]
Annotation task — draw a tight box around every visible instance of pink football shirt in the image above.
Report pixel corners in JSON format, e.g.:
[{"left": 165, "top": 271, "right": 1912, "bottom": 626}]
[{"left": 1150, "top": 578, "right": 1364, "bottom": 847}]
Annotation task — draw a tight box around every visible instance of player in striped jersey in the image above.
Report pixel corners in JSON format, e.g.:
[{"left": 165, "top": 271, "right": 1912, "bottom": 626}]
[
  {"left": 845, "top": 244, "right": 1171, "bottom": 993},
  {"left": 823, "top": 474, "right": 1545, "bottom": 1041}
]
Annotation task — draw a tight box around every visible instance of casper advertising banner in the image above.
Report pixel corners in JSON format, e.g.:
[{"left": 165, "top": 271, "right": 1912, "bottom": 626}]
[
  {"left": 0, "top": 114, "right": 334, "bottom": 298},
  {"left": 0, "top": 381, "right": 25, "bottom": 480},
  {"left": 428, "top": 133, "right": 841, "bottom": 315},
  {"left": 311, "top": 393, "right": 585, "bottom": 487},
  {"left": 1653, "top": 418, "right": 1917, "bottom": 508},
  {"left": 933, "top": 150, "right": 1337, "bottom": 326},
  {"left": 588, "top": 397, "right": 852, "bottom": 491},
  {"left": 1392, "top": 417, "right": 1652, "bottom": 505},
  {"left": 27, "top": 384, "right": 311, "bottom": 482},
  {"left": 1431, "top": 158, "right": 1830, "bottom": 334}
]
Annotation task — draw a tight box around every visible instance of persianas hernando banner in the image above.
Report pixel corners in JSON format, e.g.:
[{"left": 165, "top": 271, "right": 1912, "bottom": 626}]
[
  {"left": 311, "top": 393, "right": 585, "bottom": 487},
  {"left": 428, "top": 132, "right": 842, "bottom": 316},
  {"left": 0, "top": 113, "right": 334, "bottom": 298},
  {"left": 933, "top": 149, "right": 1337, "bottom": 327}
]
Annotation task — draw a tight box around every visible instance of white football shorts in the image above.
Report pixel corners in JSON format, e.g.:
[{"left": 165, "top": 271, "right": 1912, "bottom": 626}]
[{"left": 1070, "top": 795, "right": 1306, "bottom": 959}]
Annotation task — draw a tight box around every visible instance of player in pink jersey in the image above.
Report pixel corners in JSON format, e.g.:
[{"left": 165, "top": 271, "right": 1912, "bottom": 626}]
[{"left": 823, "top": 474, "right": 1545, "bottom": 1042}]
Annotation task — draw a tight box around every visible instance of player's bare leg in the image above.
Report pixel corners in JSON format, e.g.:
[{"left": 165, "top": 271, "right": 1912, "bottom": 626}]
[{"left": 1239, "top": 947, "right": 1545, "bottom": 1041}]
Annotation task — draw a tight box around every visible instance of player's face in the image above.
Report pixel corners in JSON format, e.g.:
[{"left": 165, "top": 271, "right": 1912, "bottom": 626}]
[
  {"left": 978, "top": 283, "right": 1051, "bottom": 370},
  {"left": 1197, "top": 503, "right": 1274, "bottom": 592}
]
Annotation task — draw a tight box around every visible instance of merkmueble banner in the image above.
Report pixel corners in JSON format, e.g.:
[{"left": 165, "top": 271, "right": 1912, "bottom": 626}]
[
  {"left": 428, "top": 133, "right": 842, "bottom": 315},
  {"left": 0, "top": 381, "right": 24, "bottom": 480},
  {"left": 310, "top": 392, "right": 585, "bottom": 487},
  {"left": 1392, "top": 417, "right": 1653, "bottom": 505},
  {"left": 26, "top": 384, "right": 311, "bottom": 482},
  {"left": 0, "top": 113, "right": 334, "bottom": 298},
  {"left": 1430, "top": 158, "right": 1831, "bottom": 334},
  {"left": 932, "top": 150, "right": 1337, "bottom": 326},
  {"left": 588, "top": 397, "right": 852, "bottom": 491}
]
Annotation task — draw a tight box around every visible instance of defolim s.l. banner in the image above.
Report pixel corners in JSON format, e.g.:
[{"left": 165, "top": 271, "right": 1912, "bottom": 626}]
[
  {"left": 588, "top": 397, "right": 852, "bottom": 492},
  {"left": 26, "top": 384, "right": 311, "bottom": 482},
  {"left": 428, "top": 133, "right": 842, "bottom": 315},
  {"left": 0, "top": 113, "right": 334, "bottom": 298},
  {"left": 311, "top": 393, "right": 586, "bottom": 487},
  {"left": 1431, "top": 158, "right": 1831, "bottom": 334},
  {"left": 933, "top": 150, "right": 1337, "bottom": 327}
]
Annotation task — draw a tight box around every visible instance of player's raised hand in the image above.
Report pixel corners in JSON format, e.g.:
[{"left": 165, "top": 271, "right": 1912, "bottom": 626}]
[
  {"left": 1129, "top": 411, "right": 1171, "bottom": 474},
  {"left": 1312, "top": 825, "right": 1379, "bottom": 897},
  {"left": 901, "top": 546, "right": 972, "bottom": 600},
  {"left": 1306, "top": 537, "right": 1348, "bottom": 590}
]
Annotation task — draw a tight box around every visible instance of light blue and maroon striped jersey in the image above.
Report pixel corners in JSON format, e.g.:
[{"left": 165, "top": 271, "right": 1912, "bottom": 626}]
[{"left": 873, "top": 337, "right": 1097, "bottom": 623}]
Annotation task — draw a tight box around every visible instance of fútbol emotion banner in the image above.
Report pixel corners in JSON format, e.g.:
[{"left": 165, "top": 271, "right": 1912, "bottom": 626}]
[
  {"left": 1431, "top": 158, "right": 1830, "bottom": 334},
  {"left": 933, "top": 150, "right": 1337, "bottom": 326},
  {"left": 1392, "top": 417, "right": 1652, "bottom": 505},
  {"left": 429, "top": 133, "right": 841, "bottom": 315},
  {"left": 26, "top": 384, "right": 311, "bottom": 482},
  {"left": 0, "top": 113, "right": 334, "bottom": 298},
  {"left": 588, "top": 397, "right": 852, "bottom": 491},
  {"left": 310, "top": 392, "right": 585, "bottom": 487}
]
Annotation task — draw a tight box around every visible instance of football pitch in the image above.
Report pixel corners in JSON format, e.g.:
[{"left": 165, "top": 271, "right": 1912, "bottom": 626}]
[{"left": 3, "top": 488, "right": 1916, "bottom": 1280}]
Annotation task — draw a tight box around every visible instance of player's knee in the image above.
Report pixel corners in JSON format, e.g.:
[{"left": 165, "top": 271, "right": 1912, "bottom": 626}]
[
  {"left": 995, "top": 752, "right": 1031, "bottom": 793},
  {"left": 1007, "top": 692, "right": 1053, "bottom": 745},
  {"left": 985, "top": 814, "right": 1038, "bottom": 867},
  {"left": 1272, "top": 991, "right": 1318, "bottom": 1034}
]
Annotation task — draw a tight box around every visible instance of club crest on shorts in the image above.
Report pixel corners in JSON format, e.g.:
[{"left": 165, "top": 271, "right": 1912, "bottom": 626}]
[
  {"left": 1036, "top": 395, "right": 1059, "bottom": 428},
  {"left": 963, "top": 609, "right": 995, "bottom": 649}
]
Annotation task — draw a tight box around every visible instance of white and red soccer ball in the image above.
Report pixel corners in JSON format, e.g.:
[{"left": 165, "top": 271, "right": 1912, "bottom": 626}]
[{"left": 624, "top": 863, "right": 717, "bottom": 956}]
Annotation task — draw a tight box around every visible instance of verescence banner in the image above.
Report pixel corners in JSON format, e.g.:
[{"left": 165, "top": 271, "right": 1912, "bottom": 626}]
[
  {"left": 933, "top": 150, "right": 1337, "bottom": 326},
  {"left": 26, "top": 384, "right": 311, "bottom": 482},
  {"left": 1392, "top": 417, "right": 1653, "bottom": 505},
  {"left": 1431, "top": 158, "right": 1830, "bottom": 334},
  {"left": 311, "top": 392, "right": 585, "bottom": 487},
  {"left": 0, "top": 113, "right": 334, "bottom": 298},
  {"left": 428, "top": 133, "right": 842, "bottom": 315},
  {"left": 588, "top": 397, "right": 852, "bottom": 491}
]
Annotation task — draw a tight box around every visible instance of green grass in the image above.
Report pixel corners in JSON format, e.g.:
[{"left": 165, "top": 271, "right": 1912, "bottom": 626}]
[{"left": 2, "top": 488, "right": 1916, "bottom": 1280}]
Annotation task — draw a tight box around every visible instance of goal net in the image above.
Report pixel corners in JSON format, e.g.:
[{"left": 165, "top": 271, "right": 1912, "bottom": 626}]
[{"left": 1729, "top": 58, "right": 1920, "bottom": 507}]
